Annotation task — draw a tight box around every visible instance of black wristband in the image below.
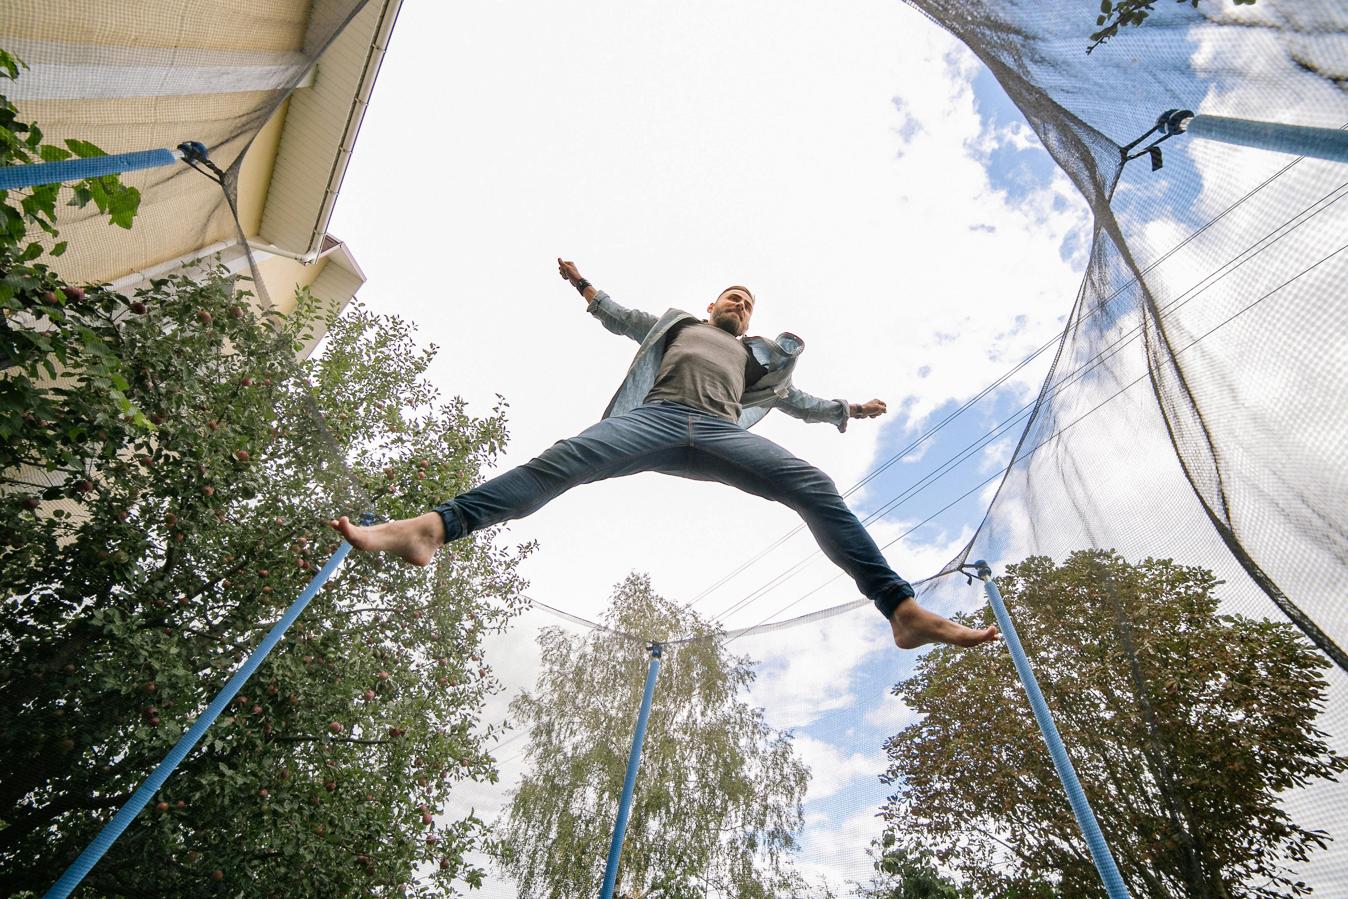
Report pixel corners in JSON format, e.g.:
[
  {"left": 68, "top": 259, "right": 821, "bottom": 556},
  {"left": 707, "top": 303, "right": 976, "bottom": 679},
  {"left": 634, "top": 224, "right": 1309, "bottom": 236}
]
[{"left": 573, "top": 279, "right": 591, "bottom": 294}]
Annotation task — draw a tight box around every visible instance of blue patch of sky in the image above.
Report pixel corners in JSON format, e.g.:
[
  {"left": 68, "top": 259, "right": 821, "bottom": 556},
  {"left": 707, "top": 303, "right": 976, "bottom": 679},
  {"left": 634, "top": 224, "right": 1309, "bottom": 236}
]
[
  {"left": 792, "top": 388, "right": 1043, "bottom": 823},
  {"left": 848, "top": 389, "right": 1032, "bottom": 567},
  {"left": 969, "top": 66, "right": 1059, "bottom": 204},
  {"left": 791, "top": 633, "right": 927, "bottom": 838}
]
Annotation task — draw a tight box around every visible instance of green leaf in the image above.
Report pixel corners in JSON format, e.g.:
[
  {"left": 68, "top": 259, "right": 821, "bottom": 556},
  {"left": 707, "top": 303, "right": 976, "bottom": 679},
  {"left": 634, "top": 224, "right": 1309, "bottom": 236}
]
[
  {"left": 0, "top": 50, "right": 24, "bottom": 81},
  {"left": 39, "top": 144, "right": 73, "bottom": 162},
  {"left": 64, "top": 138, "right": 108, "bottom": 159}
]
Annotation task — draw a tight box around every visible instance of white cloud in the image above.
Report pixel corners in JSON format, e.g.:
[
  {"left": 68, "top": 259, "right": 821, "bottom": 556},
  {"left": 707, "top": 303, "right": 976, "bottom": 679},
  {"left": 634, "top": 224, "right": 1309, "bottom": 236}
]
[
  {"left": 793, "top": 734, "right": 886, "bottom": 802},
  {"left": 862, "top": 689, "right": 918, "bottom": 732},
  {"left": 794, "top": 803, "right": 890, "bottom": 891},
  {"left": 742, "top": 604, "right": 891, "bottom": 732}
]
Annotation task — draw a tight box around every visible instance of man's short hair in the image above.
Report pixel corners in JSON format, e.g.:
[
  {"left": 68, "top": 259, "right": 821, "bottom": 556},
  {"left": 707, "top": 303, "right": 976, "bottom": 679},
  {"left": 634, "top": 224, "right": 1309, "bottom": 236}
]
[{"left": 720, "top": 285, "right": 755, "bottom": 301}]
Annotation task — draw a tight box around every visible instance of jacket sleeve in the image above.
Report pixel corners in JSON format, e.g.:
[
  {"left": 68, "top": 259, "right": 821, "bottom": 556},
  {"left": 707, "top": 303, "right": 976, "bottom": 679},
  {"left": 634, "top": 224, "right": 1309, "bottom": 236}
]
[
  {"left": 777, "top": 385, "right": 850, "bottom": 432},
  {"left": 586, "top": 290, "right": 658, "bottom": 343}
]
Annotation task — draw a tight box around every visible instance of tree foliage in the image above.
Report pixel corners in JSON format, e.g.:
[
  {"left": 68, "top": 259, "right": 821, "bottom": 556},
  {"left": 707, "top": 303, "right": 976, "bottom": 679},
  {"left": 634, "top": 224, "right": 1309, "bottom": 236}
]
[
  {"left": 493, "top": 574, "right": 811, "bottom": 898},
  {"left": 1, "top": 68, "right": 533, "bottom": 895},
  {"left": 1087, "top": 0, "right": 1257, "bottom": 54},
  {"left": 879, "top": 550, "right": 1345, "bottom": 898},
  {"left": 0, "top": 50, "right": 143, "bottom": 423},
  {"left": 856, "top": 833, "right": 972, "bottom": 899}
]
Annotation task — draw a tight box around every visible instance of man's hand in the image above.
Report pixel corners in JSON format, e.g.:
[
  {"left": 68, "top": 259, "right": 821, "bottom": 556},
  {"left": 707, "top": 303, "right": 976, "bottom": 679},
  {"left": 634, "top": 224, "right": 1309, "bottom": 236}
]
[
  {"left": 557, "top": 257, "right": 583, "bottom": 283},
  {"left": 557, "top": 257, "right": 597, "bottom": 303},
  {"left": 848, "top": 399, "right": 887, "bottom": 420}
]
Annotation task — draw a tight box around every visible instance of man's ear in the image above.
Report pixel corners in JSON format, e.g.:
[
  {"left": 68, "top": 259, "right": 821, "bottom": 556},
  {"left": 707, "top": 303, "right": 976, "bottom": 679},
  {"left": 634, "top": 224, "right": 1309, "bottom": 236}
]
[{"left": 706, "top": 302, "right": 715, "bottom": 314}]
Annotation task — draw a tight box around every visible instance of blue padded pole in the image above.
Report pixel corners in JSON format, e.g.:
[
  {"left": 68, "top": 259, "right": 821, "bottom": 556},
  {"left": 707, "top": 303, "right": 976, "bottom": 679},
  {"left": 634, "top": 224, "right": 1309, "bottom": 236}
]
[
  {"left": 44, "top": 530, "right": 363, "bottom": 899},
  {"left": 1155, "top": 109, "right": 1348, "bottom": 164},
  {"left": 973, "top": 561, "right": 1130, "bottom": 899},
  {"left": 1186, "top": 115, "right": 1348, "bottom": 163},
  {"left": 0, "top": 147, "right": 180, "bottom": 191},
  {"left": 598, "top": 642, "right": 662, "bottom": 899}
]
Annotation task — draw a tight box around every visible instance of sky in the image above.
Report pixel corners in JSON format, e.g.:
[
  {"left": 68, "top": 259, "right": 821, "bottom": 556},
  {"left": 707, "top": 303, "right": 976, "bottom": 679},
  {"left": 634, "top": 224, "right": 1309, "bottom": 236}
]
[{"left": 325, "top": 0, "right": 1346, "bottom": 894}]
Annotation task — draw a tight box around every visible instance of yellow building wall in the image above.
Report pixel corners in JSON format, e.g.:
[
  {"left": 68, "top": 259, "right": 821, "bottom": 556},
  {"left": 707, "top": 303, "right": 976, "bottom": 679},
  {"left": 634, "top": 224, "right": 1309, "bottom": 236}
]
[{"left": 236, "top": 98, "right": 291, "bottom": 238}]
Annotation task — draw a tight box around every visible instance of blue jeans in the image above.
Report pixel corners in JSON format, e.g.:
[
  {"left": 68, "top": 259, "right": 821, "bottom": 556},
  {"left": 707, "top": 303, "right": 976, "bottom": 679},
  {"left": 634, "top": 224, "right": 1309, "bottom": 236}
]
[{"left": 433, "top": 402, "right": 914, "bottom": 618}]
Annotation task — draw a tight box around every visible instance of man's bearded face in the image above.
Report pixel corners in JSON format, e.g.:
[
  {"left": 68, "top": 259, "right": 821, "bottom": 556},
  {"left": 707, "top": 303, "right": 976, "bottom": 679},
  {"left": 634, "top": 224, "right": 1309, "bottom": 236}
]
[{"left": 708, "top": 287, "right": 754, "bottom": 337}]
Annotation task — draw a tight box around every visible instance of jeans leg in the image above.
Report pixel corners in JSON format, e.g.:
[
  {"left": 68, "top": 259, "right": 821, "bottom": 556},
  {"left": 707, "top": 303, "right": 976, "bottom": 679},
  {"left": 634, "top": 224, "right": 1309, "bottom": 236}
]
[
  {"left": 689, "top": 416, "right": 914, "bottom": 617},
  {"left": 433, "top": 404, "right": 688, "bottom": 542}
]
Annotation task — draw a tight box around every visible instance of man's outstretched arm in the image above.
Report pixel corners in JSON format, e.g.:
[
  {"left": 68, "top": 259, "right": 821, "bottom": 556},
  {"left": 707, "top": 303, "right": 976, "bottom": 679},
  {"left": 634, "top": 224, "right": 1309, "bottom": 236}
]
[
  {"left": 557, "top": 257, "right": 657, "bottom": 343},
  {"left": 777, "top": 385, "right": 887, "bottom": 433}
]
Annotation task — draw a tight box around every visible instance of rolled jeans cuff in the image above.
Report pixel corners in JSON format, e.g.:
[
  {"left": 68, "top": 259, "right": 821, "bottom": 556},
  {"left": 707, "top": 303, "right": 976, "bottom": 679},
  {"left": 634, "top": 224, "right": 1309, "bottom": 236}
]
[
  {"left": 873, "top": 581, "right": 916, "bottom": 620},
  {"left": 433, "top": 501, "right": 468, "bottom": 543}
]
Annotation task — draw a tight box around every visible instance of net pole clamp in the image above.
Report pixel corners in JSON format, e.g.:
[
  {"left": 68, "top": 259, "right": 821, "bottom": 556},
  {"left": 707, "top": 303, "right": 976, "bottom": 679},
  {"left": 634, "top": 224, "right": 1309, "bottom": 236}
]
[
  {"left": 176, "top": 141, "right": 227, "bottom": 182},
  {"left": 1120, "top": 108, "right": 1193, "bottom": 171},
  {"left": 960, "top": 559, "right": 994, "bottom": 585}
]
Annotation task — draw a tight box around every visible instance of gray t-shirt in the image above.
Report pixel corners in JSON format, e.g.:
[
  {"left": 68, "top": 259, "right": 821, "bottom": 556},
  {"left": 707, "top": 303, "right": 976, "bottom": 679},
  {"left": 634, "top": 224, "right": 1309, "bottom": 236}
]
[{"left": 644, "top": 321, "right": 749, "bottom": 422}]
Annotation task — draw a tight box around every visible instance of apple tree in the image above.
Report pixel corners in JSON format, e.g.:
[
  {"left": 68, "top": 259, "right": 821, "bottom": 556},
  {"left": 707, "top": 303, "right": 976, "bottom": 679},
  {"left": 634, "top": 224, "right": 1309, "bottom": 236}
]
[{"left": 1, "top": 57, "right": 532, "bottom": 896}]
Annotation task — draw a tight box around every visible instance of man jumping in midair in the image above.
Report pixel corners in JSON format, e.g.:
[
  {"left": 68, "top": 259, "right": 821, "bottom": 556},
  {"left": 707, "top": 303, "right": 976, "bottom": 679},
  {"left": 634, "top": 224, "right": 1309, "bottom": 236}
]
[{"left": 333, "top": 260, "right": 998, "bottom": 650}]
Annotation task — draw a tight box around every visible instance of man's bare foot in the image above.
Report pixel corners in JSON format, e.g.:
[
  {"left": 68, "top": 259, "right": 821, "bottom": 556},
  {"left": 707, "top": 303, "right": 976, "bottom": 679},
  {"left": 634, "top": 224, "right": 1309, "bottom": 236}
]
[
  {"left": 889, "top": 597, "right": 1000, "bottom": 650},
  {"left": 330, "top": 512, "right": 446, "bottom": 566}
]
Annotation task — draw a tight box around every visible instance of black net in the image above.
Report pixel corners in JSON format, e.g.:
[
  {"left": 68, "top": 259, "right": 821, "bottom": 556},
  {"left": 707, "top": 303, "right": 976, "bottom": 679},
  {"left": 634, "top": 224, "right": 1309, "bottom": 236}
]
[
  {"left": 891, "top": 0, "right": 1348, "bottom": 890},
  {"left": 910, "top": 0, "right": 1347, "bottom": 664}
]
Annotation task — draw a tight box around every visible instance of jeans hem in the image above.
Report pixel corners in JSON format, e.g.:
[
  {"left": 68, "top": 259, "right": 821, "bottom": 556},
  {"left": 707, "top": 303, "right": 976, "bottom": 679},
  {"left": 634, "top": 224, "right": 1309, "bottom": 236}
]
[
  {"left": 433, "top": 501, "right": 468, "bottom": 543},
  {"left": 873, "top": 582, "right": 916, "bottom": 620}
]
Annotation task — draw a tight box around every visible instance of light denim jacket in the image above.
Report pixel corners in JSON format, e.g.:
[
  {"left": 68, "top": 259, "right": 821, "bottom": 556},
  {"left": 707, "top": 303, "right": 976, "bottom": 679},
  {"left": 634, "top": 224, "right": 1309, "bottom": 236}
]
[{"left": 587, "top": 290, "right": 850, "bottom": 432}]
